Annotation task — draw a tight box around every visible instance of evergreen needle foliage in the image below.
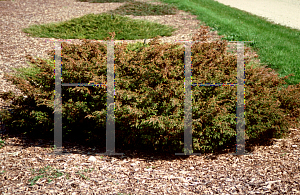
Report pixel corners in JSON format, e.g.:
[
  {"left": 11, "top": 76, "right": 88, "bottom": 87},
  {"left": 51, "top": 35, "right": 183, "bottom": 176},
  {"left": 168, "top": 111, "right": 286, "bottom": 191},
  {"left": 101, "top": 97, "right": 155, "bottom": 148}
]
[{"left": 1, "top": 26, "right": 299, "bottom": 154}]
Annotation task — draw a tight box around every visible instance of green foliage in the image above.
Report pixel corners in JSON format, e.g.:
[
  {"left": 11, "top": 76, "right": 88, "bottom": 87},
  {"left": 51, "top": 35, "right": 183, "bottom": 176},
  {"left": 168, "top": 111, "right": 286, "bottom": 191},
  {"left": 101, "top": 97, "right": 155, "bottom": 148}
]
[
  {"left": 0, "top": 135, "right": 8, "bottom": 149},
  {"left": 103, "top": 1, "right": 179, "bottom": 16},
  {"left": 27, "top": 165, "right": 93, "bottom": 186},
  {"left": 21, "top": 2, "right": 178, "bottom": 41},
  {"left": 1, "top": 26, "right": 300, "bottom": 154}
]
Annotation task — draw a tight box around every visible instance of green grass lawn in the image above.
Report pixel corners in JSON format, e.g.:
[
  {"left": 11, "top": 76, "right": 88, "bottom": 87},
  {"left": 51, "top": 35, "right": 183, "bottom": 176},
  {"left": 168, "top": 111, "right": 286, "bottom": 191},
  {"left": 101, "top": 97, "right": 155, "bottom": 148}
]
[
  {"left": 157, "top": 0, "right": 300, "bottom": 87},
  {"left": 21, "top": 0, "right": 179, "bottom": 44},
  {"left": 21, "top": 0, "right": 184, "bottom": 56},
  {"left": 22, "top": 12, "right": 176, "bottom": 40}
]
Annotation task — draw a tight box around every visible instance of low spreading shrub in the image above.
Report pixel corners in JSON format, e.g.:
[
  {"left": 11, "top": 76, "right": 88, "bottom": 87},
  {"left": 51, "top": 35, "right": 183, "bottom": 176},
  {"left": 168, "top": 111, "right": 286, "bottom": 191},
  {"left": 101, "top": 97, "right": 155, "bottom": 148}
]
[{"left": 1, "top": 26, "right": 300, "bottom": 154}]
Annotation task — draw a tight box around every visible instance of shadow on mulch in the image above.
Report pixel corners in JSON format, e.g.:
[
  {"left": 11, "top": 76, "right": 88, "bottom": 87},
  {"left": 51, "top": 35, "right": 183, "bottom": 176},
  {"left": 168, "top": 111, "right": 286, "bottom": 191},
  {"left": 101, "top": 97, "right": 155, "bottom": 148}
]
[{"left": 0, "top": 124, "right": 280, "bottom": 163}]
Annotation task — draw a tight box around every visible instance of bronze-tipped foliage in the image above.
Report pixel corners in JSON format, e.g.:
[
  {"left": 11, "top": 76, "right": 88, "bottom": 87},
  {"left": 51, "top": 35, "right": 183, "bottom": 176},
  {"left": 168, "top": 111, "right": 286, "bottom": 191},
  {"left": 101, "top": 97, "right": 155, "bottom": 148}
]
[{"left": 1, "top": 26, "right": 299, "bottom": 154}]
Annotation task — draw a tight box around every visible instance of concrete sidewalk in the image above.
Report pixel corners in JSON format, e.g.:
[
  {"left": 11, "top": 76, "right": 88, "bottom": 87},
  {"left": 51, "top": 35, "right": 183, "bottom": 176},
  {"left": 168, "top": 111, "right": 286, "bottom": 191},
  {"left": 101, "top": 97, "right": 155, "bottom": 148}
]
[{"left": 213, "top": 0, "right": 300, "bottom": 31}]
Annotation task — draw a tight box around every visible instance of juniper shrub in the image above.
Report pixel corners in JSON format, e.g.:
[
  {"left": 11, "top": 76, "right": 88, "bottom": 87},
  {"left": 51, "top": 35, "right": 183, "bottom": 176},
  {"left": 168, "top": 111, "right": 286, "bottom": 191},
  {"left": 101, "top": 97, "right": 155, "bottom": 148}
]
[{"left": 1, "top": 26, "right": 299, "bottom": 154}]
